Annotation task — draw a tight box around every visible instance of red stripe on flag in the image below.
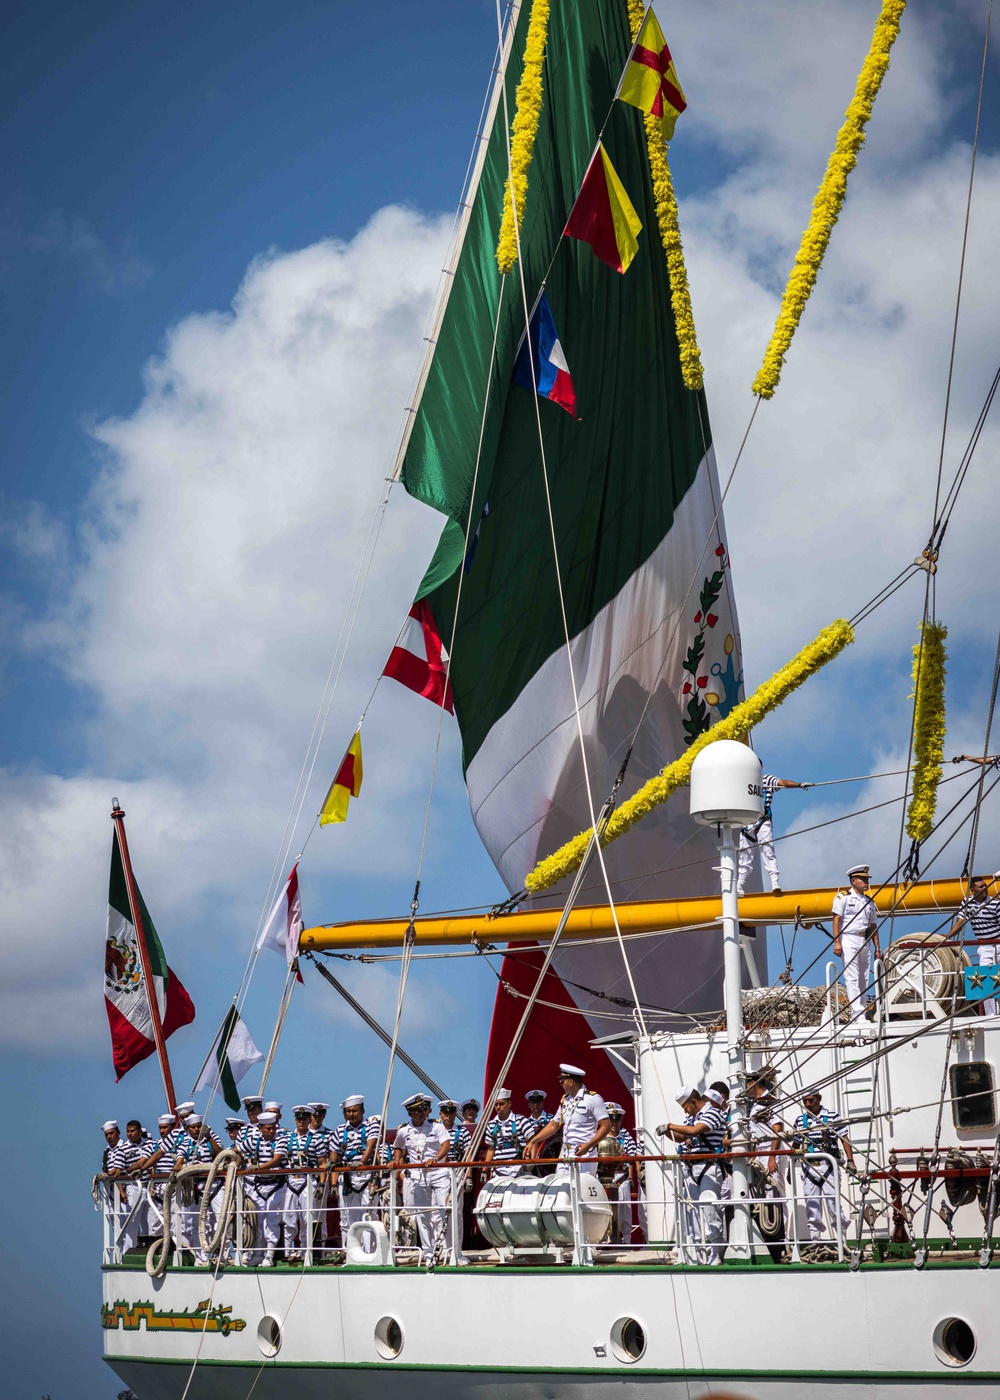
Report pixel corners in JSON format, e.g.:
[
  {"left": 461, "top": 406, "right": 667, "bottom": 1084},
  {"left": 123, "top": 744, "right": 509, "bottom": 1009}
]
[
  {"left": 631, "top": 44, "right": 686, "bottom": 118},
  {"left": 105, "top": 970, "right": 194, "bottom": 1081},
  {"left": 565, "top": 152, "right": 624, "bottom": 272},
  {"left": 385, "top": 645, "right": 454, "bottom": 712},
  {"left": 334, "top": 752, "right": 358, "bottom": 794}
]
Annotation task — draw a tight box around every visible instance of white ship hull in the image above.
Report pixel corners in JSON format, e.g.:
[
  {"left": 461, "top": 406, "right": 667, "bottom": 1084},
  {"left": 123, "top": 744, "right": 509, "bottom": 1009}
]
[{"left": 103, "top": 1259, "right": 1000, "bottom": 1398}]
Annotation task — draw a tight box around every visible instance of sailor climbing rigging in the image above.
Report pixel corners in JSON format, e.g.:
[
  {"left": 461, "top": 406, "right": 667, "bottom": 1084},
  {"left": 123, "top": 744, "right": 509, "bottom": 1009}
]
[{"left": 737, "top": 770, "right": 812, "bottom": 896}]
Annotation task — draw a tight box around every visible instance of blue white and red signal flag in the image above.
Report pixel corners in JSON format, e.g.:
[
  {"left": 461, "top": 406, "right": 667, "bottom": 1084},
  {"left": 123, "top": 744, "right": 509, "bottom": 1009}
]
[{"left": 512, "top": 291, "right": 578, "bottom": 417}]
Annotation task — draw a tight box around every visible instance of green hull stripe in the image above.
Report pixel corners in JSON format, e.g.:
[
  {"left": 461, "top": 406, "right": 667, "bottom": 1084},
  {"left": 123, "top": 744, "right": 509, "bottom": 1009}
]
[
  {"left": 105, "top": 1357, "right": 999, "bottom": 1380},
  {"left": 401, "top": 0, "right": 713, "bottom": 766}
]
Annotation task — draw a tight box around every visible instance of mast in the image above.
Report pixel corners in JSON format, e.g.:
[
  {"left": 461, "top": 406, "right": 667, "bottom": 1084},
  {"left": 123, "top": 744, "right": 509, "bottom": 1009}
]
[{"left": 110, "top": 801, "right": 177, "bottom": 1113}]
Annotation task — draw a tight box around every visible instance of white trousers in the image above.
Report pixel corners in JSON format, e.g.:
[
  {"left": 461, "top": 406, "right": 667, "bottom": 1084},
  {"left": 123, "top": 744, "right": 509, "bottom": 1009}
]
[
  {"left": 411, "top": 1169, "right": 450, "bottom": 1259},
  {"left": 842, "top": 933, "right": 872, "bottom": 1022},
  {"left": 801, "top": 1161, "right": 849, "bottom": 1240},
  {"left": 680, "top": 1164, "right": 726, "bottom": 1265},
  {"left": 738, "top": 821, "right": 779, "bottom": 893},
  {"left": 283, "top": 1182, "right": 313, "bottom": 1255},
  {"left": 978, "top": 944, "right": 998, "bottom": 1017},
  {"left": 338, "top": 1179, "right": 370, "bottom": 1235},
  {"left": 117, "top": 1181, "right": 146, "bottom": 1255},
  {"left": 613, "top": 1178, "right": 634, "bottom": 1241},
  {"left": 248, "top": 1183, "right": 286, "bottom": 1262}
]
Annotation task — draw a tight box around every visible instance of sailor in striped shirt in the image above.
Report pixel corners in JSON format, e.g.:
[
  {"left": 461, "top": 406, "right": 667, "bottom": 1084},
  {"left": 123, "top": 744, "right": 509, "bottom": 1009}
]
[
  {"left": 950, "top": 876, "right": 1000, "bottom": 1016},
  {"left": 605, "top": 1103, "right": 641, "bottom": 1243},
  {"left": 330, "top": 1095, "right": 379, "bottom": 1238},
  {"left": 283, "top": 1106, "right": 327, "bottom": 1263},
  {"left": 658, "top": 1086, "right": 728, "bottom": 1265},
  {"left": 173, "top": 1113, "right": 218, "bottom": 1264},
  {"left": 482, "top": 1089, "right": 529, "bottom": 1179},
  {"left": 737, "top": 770, "right": 811, "bottom": 897}
]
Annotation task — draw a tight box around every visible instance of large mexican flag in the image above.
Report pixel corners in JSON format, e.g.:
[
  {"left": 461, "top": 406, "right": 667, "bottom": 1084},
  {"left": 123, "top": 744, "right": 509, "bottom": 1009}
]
[
  {"left": 399, "top": 0, "right": 747, "bottom": 1046},
  {"left": 105, "top": 830, "right": 195, "bottom": 1080}
]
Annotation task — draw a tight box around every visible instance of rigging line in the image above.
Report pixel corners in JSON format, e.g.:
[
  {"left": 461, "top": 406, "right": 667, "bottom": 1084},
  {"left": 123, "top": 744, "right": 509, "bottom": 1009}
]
[
  {"left": 495, "top": 0, "right": 648, "bottom": 1037},
  {"left": 849, "top": 564, "right": 920, "bottom": 628},
  {"left": 928, "top": 0, "right": 993, "bottom": 545},
  {"left": 965, "top": 626, "right": 1000, "bottom": 877},
  {"left": 749, "top": 768, "right": 1000, "bottom": 1083},
  {"left": 934, "top": 361, "right": 1000, "bottom": 532}
]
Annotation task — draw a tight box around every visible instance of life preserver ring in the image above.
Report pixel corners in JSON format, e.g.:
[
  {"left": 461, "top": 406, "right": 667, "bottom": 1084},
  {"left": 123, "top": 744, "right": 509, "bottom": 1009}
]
[{"left": 345, "top": 1218, "right": 390, "bottom": 1266}]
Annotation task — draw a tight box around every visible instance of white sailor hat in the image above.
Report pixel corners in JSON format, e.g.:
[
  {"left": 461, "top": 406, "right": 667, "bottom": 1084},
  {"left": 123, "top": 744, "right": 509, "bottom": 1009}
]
[
  {"left": 846, "top": 863, "right": 871, "bottom": 879},
  {"left": 495, "top": 1086, "right": 512, "bottom": 1099},
  {"left": 263, "top": 1100, "right": 282, "bottom": 1112},
  {"left": 102, "top": 1120, "right": 119, "bottom": 1132},
  {"left": 704, "top": 1089, "right": 725, "bottom": 1107},
  {"left": 676, "top": 1084, "right": 698, "bottom": 1105},
  {"left": 525, "top": 1089, "right": 547, "bottom": 1100},
  {"left": 186, "top": 1113, "right": 203, "bottom": 1125},
  {"left": 225, "top": 1117, "right": 245, "bottom": 1128},
  {"left": 605, "top": 1102, "right": 624, "bottom": 1115},
  {"left": 438, "top": 1098, "right": 459, "bottom": 1110},
  {"left": 293, "top": 1104, "right": 313, "bottom": 1116},
  {"left": 242, "top": 1095, "right": 263, "bottom": 1107},
  {"left": 340, "top": 1094, "right": 365, "bottom": 1109},
  {"left": 258, "top": 1111, "right": 278, "bottom": 1124},
  {"left": 158, "top": 1112, "right": 175, "bottom": 1125},
  {"left": 403, "top": 1093, "right": 431, "bottom": 1109},
  {"left": 176, "top": 1101, "right": 195, "bottom": 1114},
  {"left": 310, "top": 1102, "right": 329, "bottom": 1113},
  {"left": 558, "top": 1063, "right": 586, "bottom": 1078}
]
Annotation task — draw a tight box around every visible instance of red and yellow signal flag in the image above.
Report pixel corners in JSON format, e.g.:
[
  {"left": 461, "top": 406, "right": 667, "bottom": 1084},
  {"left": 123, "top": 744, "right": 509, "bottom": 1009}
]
[
  {"left": 618, "top": 8, "right": 687, "bottom": 140},
  {"left": 320, "top": 729, "right": 364, "bottom": 826},
  {"left": 564, "top": 144, "right": 642, "bottom": 274}
]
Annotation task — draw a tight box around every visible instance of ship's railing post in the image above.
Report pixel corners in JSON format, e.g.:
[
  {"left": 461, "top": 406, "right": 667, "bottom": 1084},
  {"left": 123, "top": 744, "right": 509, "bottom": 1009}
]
[
  {"left": 305, "top": 1172, "right": 314, "bottom": 1267},
  {"left": 101, "top": 1178, "right": 112, "bottom": 1264},
  {"left": 569, "top": 1159, "right": 593, "bottom": 1266},
  {"left": 389, "top": 1167, "right": 398, "bottom": 1266}
]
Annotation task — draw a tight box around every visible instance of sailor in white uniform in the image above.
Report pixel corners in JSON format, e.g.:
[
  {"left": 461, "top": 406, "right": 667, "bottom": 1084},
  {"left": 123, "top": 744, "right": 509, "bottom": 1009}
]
[
  {"left": 792, "top": 1091, "right": 854, "bottom": 1241},
  {"left": 737, "top": 771, "right": 811, "bottom": 897},
  {"left": 237, "top": 1096, "right": 263, "bottom": 1157},
  {"left": 658, "top": 1086, "right": 728, "bottom": 1265},
  {"left": 523, "top": 1065, "right": 610, "bottom": 1177},
  {"left": 392, "top": 1093, "right": 450, "bottom": 1261},
  {"left": 173, "top": 1113, "right": 217, "bottom": 1264},
  {"left": 330, "top": 1095, "right": 378, "bottom": 1238},
  {"left": 116, "top": 1120, "right": 154, "bottom": 1253},
  {"left": 283, "top": 1106, "right": 326, "bottom": 1262},
  {"left": 605, "top": 1103, "right": 641, "bottom": 1242},
  {"left": 832, "top": 863, "right": 881, "bottom": 1025}
]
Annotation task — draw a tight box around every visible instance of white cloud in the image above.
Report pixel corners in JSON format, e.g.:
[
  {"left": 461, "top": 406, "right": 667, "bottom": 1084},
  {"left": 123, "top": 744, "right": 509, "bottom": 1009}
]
[{"left": 24, "top": 209, "right": 151, "bottom": 292}]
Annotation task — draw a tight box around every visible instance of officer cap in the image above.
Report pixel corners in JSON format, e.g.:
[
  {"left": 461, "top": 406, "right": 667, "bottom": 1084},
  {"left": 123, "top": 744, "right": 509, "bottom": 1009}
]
[
  {"left": 704, "top": 1089, "right": 725, "bottom": 1107},
  {"left": 461, "top": 1098, "right": 480, "bottom": 1112},
  {"left": 242, "top": 1095, "right": 263, "bottom": 1108},
  {"left": 311, "top": 1102, "right": 330, "bottom": 1112},
  {"left": 293, "top": 1104, "right": 312, "bottom": 1116},
  {"left": 176, "top": 1101, "right": 196, "bottom": 1114},
  {"left": 525, "top": 1089, "right": 547, "bottom": 1101},
  {"left": 846, "top": 863, "right": 871, "bottom": 879},
  {"left": 605, "top": 1102, "right": 624, "bottom": 1115},
  {"left": 558, "top": 1063, "right": 586, "bottom": 1079},
  {"left": 438, "top": 1099, "right": 459, "bottom": 1110},
  {"left": 340, "top": 1095, "right": 365, "bottom": 1109},
  {"left": 225, "top": 1117, "right": 245, "bottom": 1128},
  {"left": 102, "top": 1120, "right": 118, "bottom": 1132},
  {"left": 264, "top": 1100, "right": 282, "bottom": 1112},
  {"left": 676, "top": 1084, "right": 698, "bottom": 1106},
  {"left": 403, "top": 1093, "right": 431, "bottom": 1109},
  {"left": 258, "top": 1111, "right": 278, "bottom": 1124},
  {"left": 495, "top": 1087, "right": 512, "bottom": 1100}
]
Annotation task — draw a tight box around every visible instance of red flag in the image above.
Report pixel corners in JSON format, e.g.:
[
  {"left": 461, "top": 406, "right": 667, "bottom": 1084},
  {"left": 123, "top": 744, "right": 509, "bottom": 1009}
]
[{"left": 383, "top": 600, "right": 454, "bottom": 712}]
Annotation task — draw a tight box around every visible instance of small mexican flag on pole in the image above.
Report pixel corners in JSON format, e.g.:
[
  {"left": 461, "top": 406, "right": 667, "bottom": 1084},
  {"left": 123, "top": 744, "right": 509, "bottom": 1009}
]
[
  {"left": 105, "top": 805, "right": 195, "bottom": 1094},
  {"left": 194, "top": 1005, "right": 264, "bottom": 1111}
]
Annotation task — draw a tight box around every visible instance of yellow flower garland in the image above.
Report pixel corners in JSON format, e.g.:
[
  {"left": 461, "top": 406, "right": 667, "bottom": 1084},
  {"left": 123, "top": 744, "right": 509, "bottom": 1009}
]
[
  {"left": 905, "top": 621, "right": 948, "bottom": 843},
  {"left": 750, "top": 0, "right": 907, "bottom": 400},
  {"left": 627, "top": 0, "right": 703, "bottom": 391},
  {"left": 525, "top": 617, "right": 855, "bottom": 894},
  {"left": 495, "top": 0, "right": 552, "bottom": 276}
]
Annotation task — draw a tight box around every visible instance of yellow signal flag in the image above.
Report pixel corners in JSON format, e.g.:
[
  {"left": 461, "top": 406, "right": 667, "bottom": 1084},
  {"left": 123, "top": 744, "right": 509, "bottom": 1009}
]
[
  {"left": 618, "top": 8, "right": 687, "bottom": 141},
  {"left": 319, "top": 729, "right": 364, "bottom": 826}
]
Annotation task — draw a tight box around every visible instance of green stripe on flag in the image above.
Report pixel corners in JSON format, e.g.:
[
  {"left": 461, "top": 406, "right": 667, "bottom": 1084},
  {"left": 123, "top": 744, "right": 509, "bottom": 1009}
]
[{"left": 217, "top": 1006, "right": 242, "bottom": 1112}]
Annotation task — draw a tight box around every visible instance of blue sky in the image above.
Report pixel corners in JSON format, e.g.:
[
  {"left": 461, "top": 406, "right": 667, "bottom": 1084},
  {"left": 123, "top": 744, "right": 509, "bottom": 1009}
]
[{"left": 3, "top": 2, "right": 1000, "bottom": 1396}]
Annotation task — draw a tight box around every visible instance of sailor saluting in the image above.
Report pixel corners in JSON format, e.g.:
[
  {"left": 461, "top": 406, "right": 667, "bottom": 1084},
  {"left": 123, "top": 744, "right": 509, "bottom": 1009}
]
[
  {"left": 832, "top": 863, "right": 881, "bottom": 1026},
  {"left": 523, "top": 1065, "right": 610, "bottom": 1176}
]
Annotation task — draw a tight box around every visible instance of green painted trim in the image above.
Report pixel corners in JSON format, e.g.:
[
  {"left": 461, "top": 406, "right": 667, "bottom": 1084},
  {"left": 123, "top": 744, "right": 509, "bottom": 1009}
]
[{"left": 104, "top": 1356, "right": 1000, "bottom": 1380}]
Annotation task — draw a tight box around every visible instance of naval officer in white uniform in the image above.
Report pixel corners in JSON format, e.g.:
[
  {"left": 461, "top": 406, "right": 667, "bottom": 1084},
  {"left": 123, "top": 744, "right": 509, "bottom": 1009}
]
[
  {"left": 392, "top": 1093, "right": 450, "bottom": 1261},
  {"left": 832, "top": 863, "right": 881, "bottom": 1025},
  {"left": 523, "top": 1065, "right": 610, "bottom": 1175}
]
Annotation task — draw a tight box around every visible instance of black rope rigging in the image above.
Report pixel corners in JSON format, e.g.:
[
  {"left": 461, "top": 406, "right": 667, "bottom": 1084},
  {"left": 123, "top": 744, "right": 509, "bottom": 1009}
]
[{"left": 963, "top": 626, "right": 1000, "bottom": 878}]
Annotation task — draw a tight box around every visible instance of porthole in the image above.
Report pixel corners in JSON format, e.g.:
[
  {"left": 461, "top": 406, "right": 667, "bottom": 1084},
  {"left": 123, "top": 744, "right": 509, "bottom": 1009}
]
[
  {"left": 375, "top": 1315, "right": 404, "bottom": 1359},
  {"left": 933, "top": 1317, "right": 976, "bottom": 1368},
  {"left": 257, "top": 1314, "right": 282, "bottom": 1358},
  {"left": 610, "top": 1316, "right": 646, "bottom": 1364}
]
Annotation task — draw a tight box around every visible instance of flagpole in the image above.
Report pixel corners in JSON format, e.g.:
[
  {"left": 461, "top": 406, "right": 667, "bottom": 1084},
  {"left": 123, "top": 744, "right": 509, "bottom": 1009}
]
[{"left": 111, "top": 801, "right": 178, "bottom": 1114}]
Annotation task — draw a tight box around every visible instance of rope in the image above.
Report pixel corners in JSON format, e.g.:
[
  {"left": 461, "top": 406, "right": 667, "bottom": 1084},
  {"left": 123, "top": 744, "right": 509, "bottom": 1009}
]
[{"left": 963, "top": 626, "right": 1000, "bottom": 878}]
